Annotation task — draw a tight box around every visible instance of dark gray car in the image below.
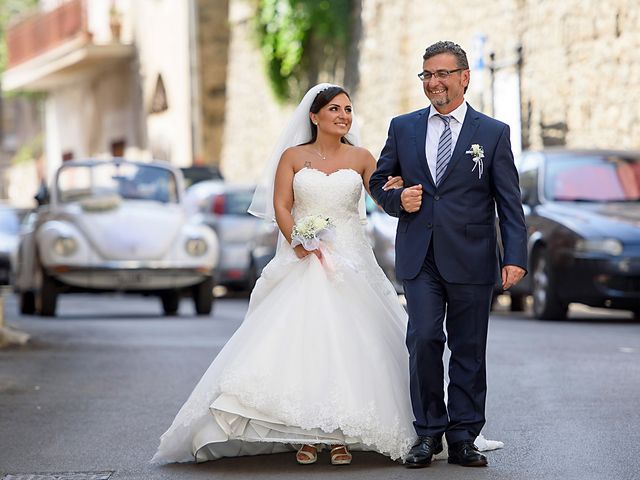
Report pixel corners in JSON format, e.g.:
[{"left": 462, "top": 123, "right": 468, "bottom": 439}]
[{"left": 507, "top": 149, "right": 640, "bottom": 320}]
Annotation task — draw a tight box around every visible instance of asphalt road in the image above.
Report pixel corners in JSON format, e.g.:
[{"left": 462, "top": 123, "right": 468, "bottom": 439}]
[{"left": 1, "top": 292, "right": 639, "bottom": 480}]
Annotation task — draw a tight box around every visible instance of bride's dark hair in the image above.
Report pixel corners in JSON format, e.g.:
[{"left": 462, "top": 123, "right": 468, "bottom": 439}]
[{"left": 305, "top": 86, "right": 353, "bottom": 145}]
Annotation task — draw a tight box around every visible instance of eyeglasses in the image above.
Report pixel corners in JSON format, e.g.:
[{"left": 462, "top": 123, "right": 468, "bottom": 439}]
[{"left": 418, "top": 68, "right": 466, "bottom": 81}]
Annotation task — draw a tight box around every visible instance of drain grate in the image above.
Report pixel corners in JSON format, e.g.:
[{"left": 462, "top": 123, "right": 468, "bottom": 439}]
[{"left": 3, "top": 472, "right": 113, "bottom": 480}]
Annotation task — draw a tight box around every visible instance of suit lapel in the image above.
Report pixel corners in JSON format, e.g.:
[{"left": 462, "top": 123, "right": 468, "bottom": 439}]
[
  {"left": 438, "top": 103, "right": 480, "bottom": 187},
  {"left": 414, "top": 107, "right": 435, "bottom": 186}
]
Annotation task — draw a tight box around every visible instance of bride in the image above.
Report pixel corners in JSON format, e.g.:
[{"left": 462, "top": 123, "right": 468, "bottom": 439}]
[{"left": 151, "top": 83, "right": 502, "bottom": 466}]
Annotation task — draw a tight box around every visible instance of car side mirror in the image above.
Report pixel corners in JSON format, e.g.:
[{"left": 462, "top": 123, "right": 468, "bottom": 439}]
[{"left": 34, "top": 183, "right": 50, "bottom": 206}]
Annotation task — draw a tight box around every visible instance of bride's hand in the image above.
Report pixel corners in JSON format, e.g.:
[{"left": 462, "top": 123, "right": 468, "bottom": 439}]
[
  {"left": 294, "top": 244, "right": 322, "bottom": 260},
  {"left": 382, "top": 175, "right": 404, "bottom": 190}
]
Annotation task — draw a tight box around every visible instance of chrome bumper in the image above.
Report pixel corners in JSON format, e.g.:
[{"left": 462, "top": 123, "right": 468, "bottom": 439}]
[{"left": 47, "top": 265, "right": 212, "bottom": 290}]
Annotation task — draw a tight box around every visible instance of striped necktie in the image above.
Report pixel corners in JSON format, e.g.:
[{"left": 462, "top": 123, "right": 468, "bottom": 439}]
[{"left": 435, "top": 114, "right": 452, "bottom": 186}]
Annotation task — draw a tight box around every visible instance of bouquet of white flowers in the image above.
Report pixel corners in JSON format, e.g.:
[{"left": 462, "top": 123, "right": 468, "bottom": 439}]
[{"left": 291, "top": 215, "right": 336, "bottom": 251}]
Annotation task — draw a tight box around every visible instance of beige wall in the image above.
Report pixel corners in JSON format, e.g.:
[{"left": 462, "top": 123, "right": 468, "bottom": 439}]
[
  {"left": 220, "top": 0, "right": 296, "bottom": 182},
  {"left": 220, "top": 0, "right": 640, "bottom": 181},
  {"left": 134, "top": 0, "right": 193, "bottom": 166}
]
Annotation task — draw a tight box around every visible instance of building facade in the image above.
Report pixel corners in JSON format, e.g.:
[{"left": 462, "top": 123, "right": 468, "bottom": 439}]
[
  {"left": 2, "top": 0, "right": 229, "bottom": 205},
  {"left": 220, "top": 0, "right": 640, "bottom": 181}
]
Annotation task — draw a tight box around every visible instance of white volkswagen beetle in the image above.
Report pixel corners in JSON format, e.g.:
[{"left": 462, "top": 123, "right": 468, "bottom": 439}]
[{"left": 14, "top": 158, "right": 219, "bottom": 316}]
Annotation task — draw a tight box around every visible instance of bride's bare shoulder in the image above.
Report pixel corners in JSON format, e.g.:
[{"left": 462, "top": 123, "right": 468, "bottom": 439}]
[
  {"left": 280, "top": 145, "right": 307, "bottom": 163},
  {"left": 343, "top": 144, "right": 373, "bottom": 158},
  {"left": 344, "top": 145, "right": 375, "bottom": 171},
  {"left": 283, "top": 145, "right": 310, "bottom": 155}
]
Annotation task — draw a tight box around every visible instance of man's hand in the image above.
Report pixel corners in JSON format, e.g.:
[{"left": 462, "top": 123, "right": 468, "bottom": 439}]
[
  {"left": 400, "top": 185, "right": 423, "bottom": 213},
  {"left": 382, "top": 175, "right": 404, "bottom": 190},
  {"left": 502, "top": 265, "right": 526, "bottom": 290}
]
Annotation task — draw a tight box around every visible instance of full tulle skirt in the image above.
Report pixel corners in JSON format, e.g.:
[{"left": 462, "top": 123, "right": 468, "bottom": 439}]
[{"left": 152, "top": 252, "right": 417, "bottom": 463}]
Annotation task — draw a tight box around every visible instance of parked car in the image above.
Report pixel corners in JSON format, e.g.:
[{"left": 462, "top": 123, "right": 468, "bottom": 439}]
[
  {"left": 365, "top": 196, "right": 402, "bottom": 293},
  {"left": 247, "top": 194, "right": 404, "bottom": 293},
  {"left": 0, "top": 205, "right": 21, "bottom": 285},
  {"left": 507, "top": 149, "right": 640, "bottom": 320},
  {"left": 184, "top": 181, "right": 259, "bottom": 290},
  {"left": 180, "top": 165, "right": 223, "bottom": 188},
  {"left": 247, "top": 220, "right": 279, "bottom": 290},
  {"left": 14, "top": 159, "right": 219, "bottom": 316}
]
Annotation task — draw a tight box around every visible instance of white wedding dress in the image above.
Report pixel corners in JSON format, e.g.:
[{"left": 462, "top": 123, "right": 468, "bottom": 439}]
[{"left": 152, "top": 167, "right": 501, "bottom": 464}]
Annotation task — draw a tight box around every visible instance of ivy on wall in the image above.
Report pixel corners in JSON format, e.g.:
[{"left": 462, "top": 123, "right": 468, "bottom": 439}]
[{"left": 256, "top": 0, "right": 352, "bottom": 102}]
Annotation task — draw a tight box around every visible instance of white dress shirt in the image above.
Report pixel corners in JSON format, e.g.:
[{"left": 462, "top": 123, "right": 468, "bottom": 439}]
[{"left": 425, "top": 101, "right": 468, "bottom": 182}]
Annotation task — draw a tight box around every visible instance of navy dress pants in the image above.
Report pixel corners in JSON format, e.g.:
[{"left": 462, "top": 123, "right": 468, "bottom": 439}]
[{"left": 403, "top": 244, "right": 494, "bottom": 444}]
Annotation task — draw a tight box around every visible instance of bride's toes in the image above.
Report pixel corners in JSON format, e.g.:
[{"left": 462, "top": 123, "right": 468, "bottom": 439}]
[
  {"left": 296, "top": 444, "right": 317, "bottom": 465},
  {"left": 330, "top": 445, "right": 352, "bottom": 465}
]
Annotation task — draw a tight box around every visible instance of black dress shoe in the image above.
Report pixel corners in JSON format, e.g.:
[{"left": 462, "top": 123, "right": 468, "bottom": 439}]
[
  {"left": 404, "top": 436, "right": 443, "bottom": 468},
  {"left": 447, "top": 441, "right": 488, "bottom": 467}
]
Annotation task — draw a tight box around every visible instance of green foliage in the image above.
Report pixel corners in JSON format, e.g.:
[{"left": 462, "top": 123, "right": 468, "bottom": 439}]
[
  {"left": 256, "top": 0, "right": 352, "bottom": 102},
  {"left": 11, "top": 132, "right": 42, "bottom": 165},
  {"left": 0, "top": 0, "right": 38, "bottom": 73}
]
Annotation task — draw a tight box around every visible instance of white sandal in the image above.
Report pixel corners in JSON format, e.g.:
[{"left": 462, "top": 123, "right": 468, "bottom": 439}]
[
  {"left": 296, "top": 444, "right": 317, "bottom": 465},
  {"left": 330, "top": 445, "right": 352, "bottom": 465}
]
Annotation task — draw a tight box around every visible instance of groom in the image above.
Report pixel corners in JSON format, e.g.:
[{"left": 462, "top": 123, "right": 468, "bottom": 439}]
[{"left": 370, "top": 41, "right": 527, "bottom": 467}]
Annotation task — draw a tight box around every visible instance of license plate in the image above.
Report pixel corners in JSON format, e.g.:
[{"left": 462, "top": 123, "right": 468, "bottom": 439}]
[{"left": 117, "top": 270, "right": 147, "bottom": 285}]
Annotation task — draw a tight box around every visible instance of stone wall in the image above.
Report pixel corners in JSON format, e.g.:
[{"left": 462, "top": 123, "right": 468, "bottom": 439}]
[
  {"left": 355, "top": 0, "right": 640, "bottom": 153},
  {"left": 196, "top": 0, "right": 230, "bottom": 166},
  {"left": 220, "top": 0, "right": 640, "bottom": 180},
  {"left": 220, "top": 0, "right": 296, "bottom": 182}
]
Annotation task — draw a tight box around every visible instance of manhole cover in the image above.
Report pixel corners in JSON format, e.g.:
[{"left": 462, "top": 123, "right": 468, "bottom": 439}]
[{"left": 3, "top": 472, "right": 113, "bottom": 480}]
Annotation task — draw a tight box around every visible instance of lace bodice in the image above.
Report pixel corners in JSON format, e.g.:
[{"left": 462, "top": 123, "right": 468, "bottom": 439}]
[
  {"left": 292, "top": 168, "right": 368, "bottom": 254},
  {"left": 293, "top": 168, "right": 362, "bottom": 221}
]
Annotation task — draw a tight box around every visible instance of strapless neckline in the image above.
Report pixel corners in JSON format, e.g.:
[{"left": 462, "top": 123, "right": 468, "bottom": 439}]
[{"left": 295, "top": 167, "right": 360, "bottom": 178}]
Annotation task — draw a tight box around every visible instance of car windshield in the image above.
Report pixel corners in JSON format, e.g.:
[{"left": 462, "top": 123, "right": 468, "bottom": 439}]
[
  {"left": 545, "top": 154, "right": 640, "bottom": 201},
  {"left": 223, "top": 190, "right": 255, "bottom": 215},
  {"left": 57, "top": 162, "right": 179, "bottom": 204},
  {"left": 0, "top": 209, "right": 19, "bottom": 234}
]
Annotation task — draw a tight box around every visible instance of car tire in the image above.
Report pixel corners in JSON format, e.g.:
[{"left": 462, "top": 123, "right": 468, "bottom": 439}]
[
  {"left": 20, "top": 291, "right": 36, "bottom": 315},
  {"left": 510, "top": 293, "right": 526, "bottom": 312},
  {"left": 193, "top": 276, "right": 214, "bottom": 315},
  {"left": 37, "top": 271, "right": 58, "bottom": 317},
  {"left": 160, "top": 291, "right": 180, "bottom": 315},
  {"left": 532, "top": 249, "right": 567, "bottom": 320}
]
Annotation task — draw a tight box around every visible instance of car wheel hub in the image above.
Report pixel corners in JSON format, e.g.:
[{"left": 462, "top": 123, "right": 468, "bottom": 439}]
[{"left": 533, "top": 257, "right": 548, "bottom": 312}]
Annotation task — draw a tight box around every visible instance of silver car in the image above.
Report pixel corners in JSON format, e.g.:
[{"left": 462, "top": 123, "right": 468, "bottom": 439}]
[
  {"left": 0, "top": 205, "right": 21, "bottom": 285},
  {"left": 364, "top": 195, "right": 402, "bottom": 293},
  {"left": 14, "top": 159, "right": 219, "bottom": 316},
  {"left": 184, "top": 181, "right": 260, "bottom": 291}
]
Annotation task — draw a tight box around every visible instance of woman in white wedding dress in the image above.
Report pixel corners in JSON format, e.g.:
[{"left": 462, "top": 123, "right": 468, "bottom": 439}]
[{"left": 151, "top": 84, "right": 501, "bottom": 466}]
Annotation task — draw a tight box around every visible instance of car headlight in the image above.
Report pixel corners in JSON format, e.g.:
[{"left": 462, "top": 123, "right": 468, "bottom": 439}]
[
  {"left": 575, "top": 238, "right": 623, "bottom": 256},
  {"left": 185, "top": 237, "right": 208, "bottom": 256},
  {"left": 53, "top": 236, "right": 78, "bottom": 256}
]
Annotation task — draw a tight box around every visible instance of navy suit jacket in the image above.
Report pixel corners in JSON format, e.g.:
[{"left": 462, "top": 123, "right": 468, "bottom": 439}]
[{"left": 370, "top": 104, "right": 528, "bottom": 284}]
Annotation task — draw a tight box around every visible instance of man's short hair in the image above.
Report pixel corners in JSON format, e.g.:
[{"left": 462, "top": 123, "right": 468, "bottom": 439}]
[{"left": 423, "top": 41, "right": 469, "bottom": 69}]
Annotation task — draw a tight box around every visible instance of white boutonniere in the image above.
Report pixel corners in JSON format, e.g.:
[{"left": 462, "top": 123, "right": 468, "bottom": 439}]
[{"left": 466, "top": 144, "right": 485, "bottom": 179}]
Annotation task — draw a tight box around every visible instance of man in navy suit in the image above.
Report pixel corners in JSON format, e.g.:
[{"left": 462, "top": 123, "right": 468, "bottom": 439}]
[{"left": 370, "top": 41, "right": 527, "bottom": 468}]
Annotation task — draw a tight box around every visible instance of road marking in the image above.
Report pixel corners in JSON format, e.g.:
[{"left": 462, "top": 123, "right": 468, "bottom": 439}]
[{"left": 3, "top": 472, "right": 113, "bottom": 480}]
